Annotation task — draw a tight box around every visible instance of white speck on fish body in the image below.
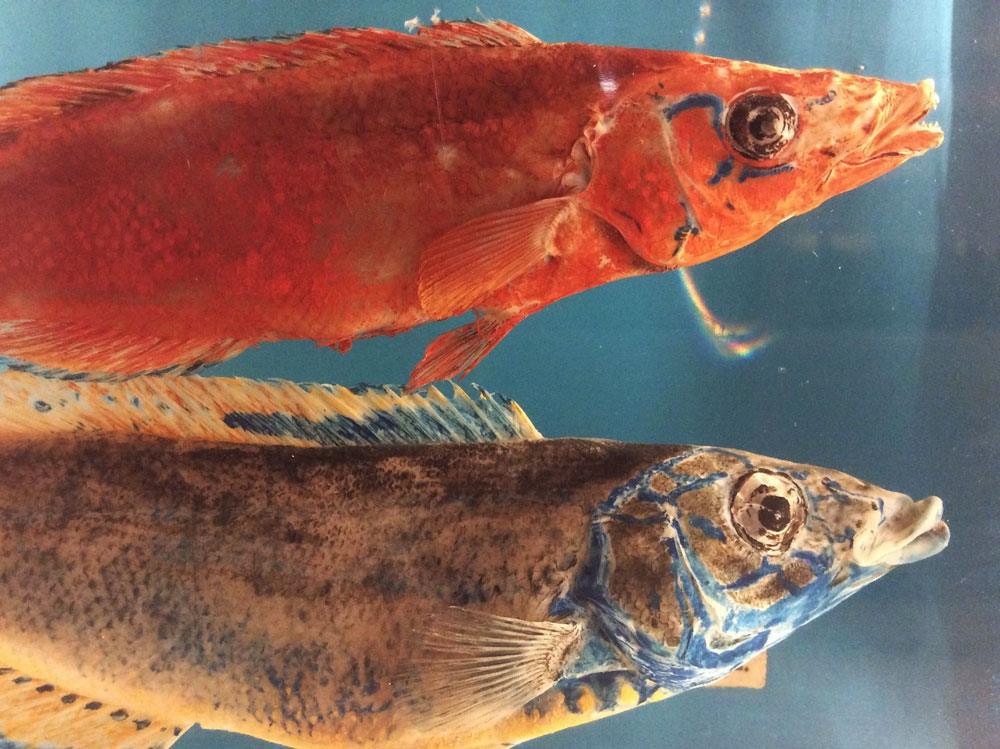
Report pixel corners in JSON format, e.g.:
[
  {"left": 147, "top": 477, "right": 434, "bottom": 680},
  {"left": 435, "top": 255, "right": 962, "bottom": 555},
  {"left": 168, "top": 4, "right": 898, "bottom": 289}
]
[{"left": 437, "top": 144, "right": 459, "bottom": 170}]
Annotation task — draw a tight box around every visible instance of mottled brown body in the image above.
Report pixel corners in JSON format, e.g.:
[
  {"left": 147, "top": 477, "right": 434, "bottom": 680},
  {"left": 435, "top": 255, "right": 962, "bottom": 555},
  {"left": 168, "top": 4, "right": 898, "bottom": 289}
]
[{"left": 0, "top": 435, "right": 682, "bottom": 747}]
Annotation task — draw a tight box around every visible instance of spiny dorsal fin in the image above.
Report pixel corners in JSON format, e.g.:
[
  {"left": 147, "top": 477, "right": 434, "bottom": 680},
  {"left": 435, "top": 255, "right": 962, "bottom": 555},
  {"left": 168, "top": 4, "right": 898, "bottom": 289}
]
[
  {"left": 399, "top": 608, "right": 583, "bottom": 735},
  {"left": 0, "top": 664, "right": 189, "bottom": 749},
  {"left": 0, "top": 20, "right": 541, "bottom": 138},
  {"left": 0, "top": 369, "right": 542, "bottom": 446}
]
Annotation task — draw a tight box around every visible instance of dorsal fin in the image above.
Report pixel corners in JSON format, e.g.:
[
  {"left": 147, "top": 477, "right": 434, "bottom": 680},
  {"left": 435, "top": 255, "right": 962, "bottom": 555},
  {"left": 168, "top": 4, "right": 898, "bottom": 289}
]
[
  {"left": 0, "top": 369, "right": 542, "bottom": 446},
  {"left": 0, "top": 20, "right": 541, "bottom": 138},
  {"left": 0, "top": 663, "right": 190, "bottom": 748}
]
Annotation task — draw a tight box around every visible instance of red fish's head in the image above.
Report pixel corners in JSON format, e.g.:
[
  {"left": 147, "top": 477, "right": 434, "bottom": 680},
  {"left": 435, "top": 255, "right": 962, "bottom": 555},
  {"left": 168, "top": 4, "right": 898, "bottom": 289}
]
[{"left": 622, "top": 57, "right": 943, "bottom": 267}]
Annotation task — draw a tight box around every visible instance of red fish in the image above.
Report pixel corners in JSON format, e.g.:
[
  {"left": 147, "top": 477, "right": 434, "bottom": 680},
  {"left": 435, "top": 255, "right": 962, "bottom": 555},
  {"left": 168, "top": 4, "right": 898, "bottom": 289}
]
[{"left": 0, "top": 21, "right": 942, "bottom": 388}]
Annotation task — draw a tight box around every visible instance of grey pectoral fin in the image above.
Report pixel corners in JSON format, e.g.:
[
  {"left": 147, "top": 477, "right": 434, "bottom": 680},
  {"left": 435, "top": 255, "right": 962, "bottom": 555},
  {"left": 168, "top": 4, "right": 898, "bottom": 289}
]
[
  {"left": 397, "top": 608, "right": 584, "bottom": 736},
  {"left": 0, "top": 663, "right": 190, "bottom": 748}
]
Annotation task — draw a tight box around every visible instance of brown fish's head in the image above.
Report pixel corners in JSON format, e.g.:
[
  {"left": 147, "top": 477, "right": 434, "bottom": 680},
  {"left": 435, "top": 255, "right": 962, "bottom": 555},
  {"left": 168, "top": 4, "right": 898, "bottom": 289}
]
[
  {"left": 614, "top": 57, "right": 942, "bottom": 267},
  {"left": 565, "top": 446, "right": 948, "bottom": 691}
]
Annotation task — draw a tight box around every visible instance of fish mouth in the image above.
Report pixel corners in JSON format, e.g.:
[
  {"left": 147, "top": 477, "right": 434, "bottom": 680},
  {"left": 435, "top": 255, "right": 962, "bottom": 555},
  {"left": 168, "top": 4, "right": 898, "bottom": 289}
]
[
  {"left": 842, "top": 78, "right": 943, "bottom": 167},
  {"left": 852, "top": 495, "right": 950, "bottom": 568}
]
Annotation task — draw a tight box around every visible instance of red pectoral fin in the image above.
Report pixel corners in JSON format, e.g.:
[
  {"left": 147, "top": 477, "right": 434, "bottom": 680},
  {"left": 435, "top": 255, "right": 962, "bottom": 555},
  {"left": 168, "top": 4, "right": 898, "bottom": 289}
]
[
  {"left": 407, "top": 315, "right": 520, "bottom": 390},
  {"left": 417, "top": 197, "right": 574, "bottom": 319}
]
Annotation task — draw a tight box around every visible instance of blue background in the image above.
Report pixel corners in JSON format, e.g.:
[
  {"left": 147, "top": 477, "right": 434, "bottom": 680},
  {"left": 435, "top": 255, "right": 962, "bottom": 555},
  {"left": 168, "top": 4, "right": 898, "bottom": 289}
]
[{"left": 0, "top": 1, "right": 995, "bottom": 747}]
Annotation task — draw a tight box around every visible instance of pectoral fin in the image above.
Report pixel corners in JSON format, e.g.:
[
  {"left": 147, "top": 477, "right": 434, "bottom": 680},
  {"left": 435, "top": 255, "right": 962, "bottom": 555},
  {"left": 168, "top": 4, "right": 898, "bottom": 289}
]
[
  {"left": 407, "top": 313, "right": 520, "bottom": 390},
  {"left": 399, "top": 608, "right": 583, "bottom": 736},
  {"left": 417, "top": 197, "right": 574, "bottom": 319},
  {"left": 0, "top": 663, "right": 189, "bottom": 748},
  {"left": 709, "top": 651, "right": 767, "bottom": 689}
]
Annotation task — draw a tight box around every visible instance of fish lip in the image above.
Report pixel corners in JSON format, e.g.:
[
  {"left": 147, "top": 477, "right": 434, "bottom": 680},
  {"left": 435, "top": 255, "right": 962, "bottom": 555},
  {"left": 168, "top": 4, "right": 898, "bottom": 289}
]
[
  {"left": 853, "top": 495, "right": 950, "bottom": 568},
  {"left": 842, "top": 79, "right": 943, "bottom": 166}
]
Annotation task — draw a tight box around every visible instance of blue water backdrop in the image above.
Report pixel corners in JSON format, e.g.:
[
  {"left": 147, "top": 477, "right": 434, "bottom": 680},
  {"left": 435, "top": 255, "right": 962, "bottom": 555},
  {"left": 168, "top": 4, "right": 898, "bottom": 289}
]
[{"left": 0, "top": 1, "right": 995, "bottom": 747}]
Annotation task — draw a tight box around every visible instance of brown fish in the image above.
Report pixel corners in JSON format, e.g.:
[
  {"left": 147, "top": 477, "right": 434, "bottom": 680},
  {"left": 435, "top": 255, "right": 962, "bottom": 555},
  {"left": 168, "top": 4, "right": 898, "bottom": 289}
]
[{"left": 0, "top": 372, "right": 948, "bottom": 747}]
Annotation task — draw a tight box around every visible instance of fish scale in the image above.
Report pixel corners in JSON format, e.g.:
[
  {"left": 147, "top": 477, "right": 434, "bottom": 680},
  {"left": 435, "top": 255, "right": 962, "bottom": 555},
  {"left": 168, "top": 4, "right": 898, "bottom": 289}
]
[
  {"left": 0, "top": 20, "right": 940, "bottom": 387},
  {"left": 0, "top": 372, "right": 948, "bottom": 747}
]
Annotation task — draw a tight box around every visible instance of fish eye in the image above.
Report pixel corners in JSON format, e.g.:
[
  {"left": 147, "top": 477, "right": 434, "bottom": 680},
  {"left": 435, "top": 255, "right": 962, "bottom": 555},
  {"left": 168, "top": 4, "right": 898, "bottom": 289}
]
[
  {"left": 725, "top": 93, "right": 799, "bottom": 161},
  {"left": 730, "top": 469, "right": 806, "bottom": 553}
]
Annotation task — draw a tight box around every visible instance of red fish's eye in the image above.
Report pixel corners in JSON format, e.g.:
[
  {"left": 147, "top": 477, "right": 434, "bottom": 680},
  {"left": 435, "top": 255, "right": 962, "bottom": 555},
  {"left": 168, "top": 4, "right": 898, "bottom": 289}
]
[{"left": 725, "top": 93, "right": 799, "bottom": 160}]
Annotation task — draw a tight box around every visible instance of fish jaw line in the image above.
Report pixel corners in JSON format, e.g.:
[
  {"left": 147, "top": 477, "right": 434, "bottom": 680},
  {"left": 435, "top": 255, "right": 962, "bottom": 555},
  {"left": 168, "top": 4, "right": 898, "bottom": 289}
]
[
  {"left": 851, "top": 495, "right": 949, "bottom": 568},
  {"left": 846, "top": 79, "right": 943, "bottom": 165},
  {"left": 817, "top": 77, "right": 942, "bottom": 198}
]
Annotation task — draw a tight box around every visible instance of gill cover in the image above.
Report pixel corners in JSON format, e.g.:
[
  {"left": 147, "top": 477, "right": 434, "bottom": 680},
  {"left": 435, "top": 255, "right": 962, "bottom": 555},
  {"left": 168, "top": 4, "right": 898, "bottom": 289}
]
[{"left": 564, "top": 447, "right": 948, "bottom": 691}]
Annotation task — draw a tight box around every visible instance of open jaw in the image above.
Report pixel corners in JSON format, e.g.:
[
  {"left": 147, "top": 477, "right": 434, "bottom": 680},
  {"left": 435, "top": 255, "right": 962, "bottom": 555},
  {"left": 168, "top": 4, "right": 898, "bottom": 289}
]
[{"left": 846, "top": 78, "right": 944, "bottom": 166}]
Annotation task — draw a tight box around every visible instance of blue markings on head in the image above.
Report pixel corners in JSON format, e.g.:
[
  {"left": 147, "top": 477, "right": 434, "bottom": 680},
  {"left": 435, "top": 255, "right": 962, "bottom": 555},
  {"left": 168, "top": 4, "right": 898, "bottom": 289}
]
[
  {"left": 662, "top": 93, "right": 725, "bottom": 139},
  {"left": 707, "top": 156, "right": 734, "bottom": 186},
  {"left": 687, "top": 514, "right": 727, "bottom": 542},
  {"left": 738, "top": 163, "right": 796, "bottom": 182},
  {"left": 567, "top": 447, "right": 883, "bottom": 691},
  {"left": 722, "top": 558, "right": 783, "bottom": 591}
]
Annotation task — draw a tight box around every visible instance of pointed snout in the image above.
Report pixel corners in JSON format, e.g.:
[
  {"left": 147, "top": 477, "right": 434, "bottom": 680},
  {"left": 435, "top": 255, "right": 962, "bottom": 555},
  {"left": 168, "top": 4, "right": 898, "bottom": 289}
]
[
  {"left": 821, "top": 76, "right": 943, "bottom": 198},
  {"left": 851, "top": 494, "right": 949, "bottom": 568}
]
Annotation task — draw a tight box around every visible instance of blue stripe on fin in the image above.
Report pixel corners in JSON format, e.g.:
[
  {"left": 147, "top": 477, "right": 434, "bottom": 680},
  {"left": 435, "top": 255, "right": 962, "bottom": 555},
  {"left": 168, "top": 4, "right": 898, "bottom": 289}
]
[{"left": 0, "top": 370, "right": 543, "bottom": 446}]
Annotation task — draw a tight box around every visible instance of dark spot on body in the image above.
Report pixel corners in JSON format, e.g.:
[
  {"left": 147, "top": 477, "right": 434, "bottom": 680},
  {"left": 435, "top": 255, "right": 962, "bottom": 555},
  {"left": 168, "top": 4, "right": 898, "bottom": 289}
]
[
  {"left": 135, "top": 718, "right": 152, "bottom": 730},
  {"left": 648, "top": 589, "right": 661, "bottom": 611},
  {"left": 35, "top": 683, "right": 54, "bottom": 693},
  {"left": 110, "top": 708, "right": 128, "bottom": 720},
  {"left": 33, "top": 400, "right": 51, "bottom": 412},
  {"left": 62, "top": 694, "right": 78, "bottom": 703},
  {"left": 84, "top": 701, "right": 102, "bottom": 710},
  {"left": 12, "top": 676, "right": 30, "bottom": 684}
]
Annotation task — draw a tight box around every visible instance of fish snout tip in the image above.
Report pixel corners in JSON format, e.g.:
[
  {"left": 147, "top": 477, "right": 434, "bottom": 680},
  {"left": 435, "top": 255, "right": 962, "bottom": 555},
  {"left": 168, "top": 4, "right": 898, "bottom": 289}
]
[{"left": 852, "top": 494, "right": 949, "bottom": 568}]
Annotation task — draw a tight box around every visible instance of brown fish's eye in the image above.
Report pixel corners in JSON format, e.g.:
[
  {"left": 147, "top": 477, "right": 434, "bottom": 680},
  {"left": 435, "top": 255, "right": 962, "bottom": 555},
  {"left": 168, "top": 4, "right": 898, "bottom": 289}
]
[
  {"left": 758, "top": 495, "right": 791, "bottom": 532},
  {"left": 730, "top": 469, "right": 806, "bottom": 553},
  {"left": 725, "top": 93, "right": 799, "bottom": 160}
]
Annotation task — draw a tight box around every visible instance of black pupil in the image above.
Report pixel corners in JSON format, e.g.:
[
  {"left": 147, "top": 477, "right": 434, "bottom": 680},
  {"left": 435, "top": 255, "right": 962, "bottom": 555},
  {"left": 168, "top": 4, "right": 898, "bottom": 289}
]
[
  {"left": 758, "top": 495, "right": 791, "bottom": 532},
  {"left": 726, "top": 94, "right": 798, "bottom": 159},
  {"left": 749, "top": 109, "right": 781, "bottom": 142}
]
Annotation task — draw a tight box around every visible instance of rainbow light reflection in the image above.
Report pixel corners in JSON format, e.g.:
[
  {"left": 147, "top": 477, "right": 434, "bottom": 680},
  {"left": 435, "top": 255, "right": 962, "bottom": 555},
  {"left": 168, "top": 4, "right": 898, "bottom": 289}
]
[{"left": 678, "top": 268, "right": 773, "bottom": 358}]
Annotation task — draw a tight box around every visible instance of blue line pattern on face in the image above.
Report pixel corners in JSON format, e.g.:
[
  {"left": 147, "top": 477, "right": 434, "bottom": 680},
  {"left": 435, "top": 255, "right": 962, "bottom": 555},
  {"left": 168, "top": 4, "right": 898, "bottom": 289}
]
[
  {"left": 662, "top": 93, "right": 724, "bottom": 139},
  {"left": 722, "top": 559, "right": 783, "bottom": 590},
  {"left": 707, "top": 156, "right": 734, "bottom": 185},
  {"left": 737, "top": 163, "right": 796, "bottom": 182},
  {"left": 565, "top": 446, "right": 900, "bottom": 693},
  {"left": 687, "top": 514, "right": 727, "bottom": 542}
]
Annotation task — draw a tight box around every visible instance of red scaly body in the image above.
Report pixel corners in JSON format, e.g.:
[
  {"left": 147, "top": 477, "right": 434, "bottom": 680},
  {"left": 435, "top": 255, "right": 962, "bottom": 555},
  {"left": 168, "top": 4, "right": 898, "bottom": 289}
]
[{"left": 0, "top": 21, "right": 941, "bottom": 386}]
